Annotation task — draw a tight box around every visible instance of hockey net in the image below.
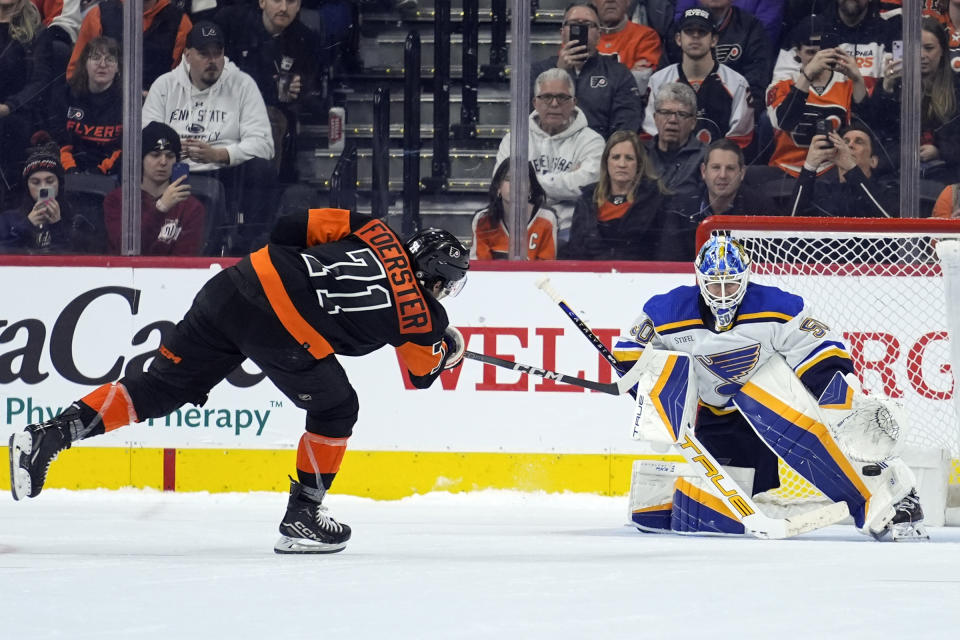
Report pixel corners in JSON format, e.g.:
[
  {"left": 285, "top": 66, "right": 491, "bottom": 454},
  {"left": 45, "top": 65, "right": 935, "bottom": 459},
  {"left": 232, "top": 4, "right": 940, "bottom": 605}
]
[{"left": 696, "top": 216, "right": 960, "bottom": 521}]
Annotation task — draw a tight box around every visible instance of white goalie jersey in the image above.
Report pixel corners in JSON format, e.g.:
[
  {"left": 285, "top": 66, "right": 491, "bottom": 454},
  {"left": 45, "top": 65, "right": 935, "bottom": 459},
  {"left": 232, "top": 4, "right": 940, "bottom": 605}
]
[{"left": 613, "top": 282, "right": 856, "bottom": 409}]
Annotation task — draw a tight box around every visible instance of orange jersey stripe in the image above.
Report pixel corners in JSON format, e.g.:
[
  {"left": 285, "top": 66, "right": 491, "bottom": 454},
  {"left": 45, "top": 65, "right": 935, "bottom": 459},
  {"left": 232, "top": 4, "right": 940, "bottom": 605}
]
[
  {"left": 396, "top": 340, "right": 444, "bottom": 377},
  {"left": 306, "top": 208, "right": 352, "bottom": 246},
  {"left": 249, "top": 247, "right": 335, "bottom": 359}
]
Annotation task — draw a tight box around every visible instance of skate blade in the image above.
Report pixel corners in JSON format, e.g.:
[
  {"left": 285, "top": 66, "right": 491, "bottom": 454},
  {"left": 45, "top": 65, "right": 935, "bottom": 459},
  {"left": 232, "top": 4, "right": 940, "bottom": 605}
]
[
  {"left": 891, "top": 522, "right": 930, "bottom": 542},
  {"left": 8, "top": 432, "right": 33, "bottom": 501},
  {"left": 274, "top": 535, "right": 347, "bottom": 554}
]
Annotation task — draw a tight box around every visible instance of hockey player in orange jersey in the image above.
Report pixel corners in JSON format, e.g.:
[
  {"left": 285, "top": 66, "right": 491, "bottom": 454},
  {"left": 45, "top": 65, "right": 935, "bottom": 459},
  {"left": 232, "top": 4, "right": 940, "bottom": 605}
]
[{"left": 8, "top": 209, "right": 470, "bottom": 554}]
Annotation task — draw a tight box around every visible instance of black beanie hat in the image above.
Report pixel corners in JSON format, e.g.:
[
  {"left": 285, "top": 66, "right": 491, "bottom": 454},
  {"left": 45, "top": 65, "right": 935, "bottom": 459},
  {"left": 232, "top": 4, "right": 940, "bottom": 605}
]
[
  {"left": 142, "top": 121, "right": 182, "bottom": 160},
  {"left": 22, "top": 131, "right": 64, "bottom": 186}
]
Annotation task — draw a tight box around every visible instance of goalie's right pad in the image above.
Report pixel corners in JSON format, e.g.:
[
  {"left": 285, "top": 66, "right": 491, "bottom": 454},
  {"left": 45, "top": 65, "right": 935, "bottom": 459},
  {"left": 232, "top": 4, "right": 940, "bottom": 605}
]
[{"left": 628, "top": 460, "right": 754, "bottom": 536}]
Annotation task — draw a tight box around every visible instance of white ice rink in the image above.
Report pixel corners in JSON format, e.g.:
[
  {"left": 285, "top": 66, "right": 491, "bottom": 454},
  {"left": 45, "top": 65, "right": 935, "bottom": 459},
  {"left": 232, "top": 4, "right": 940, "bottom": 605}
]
[{"left": 1, "top": 489, "right": 958, "bottom": 639}]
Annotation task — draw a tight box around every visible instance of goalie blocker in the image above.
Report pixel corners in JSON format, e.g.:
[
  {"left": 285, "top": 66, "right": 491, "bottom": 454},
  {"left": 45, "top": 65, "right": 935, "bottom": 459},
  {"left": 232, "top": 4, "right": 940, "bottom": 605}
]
[{"left": 627, "top": 350, "right": 929, "bottom": 540}]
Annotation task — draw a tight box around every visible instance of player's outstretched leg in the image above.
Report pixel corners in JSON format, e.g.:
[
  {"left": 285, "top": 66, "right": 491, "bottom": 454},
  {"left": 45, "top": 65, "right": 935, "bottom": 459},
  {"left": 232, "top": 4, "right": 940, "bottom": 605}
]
[
  {"left": 9, "top": 383, "right": 137, "bottom": 501},
  {"left": 274, "top": 478, "right": 351, "bottom": 554},
  {"left": 9, "top": 403, "right": 87, "bottom": 500}
]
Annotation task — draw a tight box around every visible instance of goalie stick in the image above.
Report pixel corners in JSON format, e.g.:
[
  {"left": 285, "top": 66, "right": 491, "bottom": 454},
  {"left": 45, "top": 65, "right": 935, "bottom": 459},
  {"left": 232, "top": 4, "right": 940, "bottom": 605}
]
[
  {"left": 534, "top": 276, "right": 850, "bottom": 539},
  {"left": 464, "top": 351, "right": 643, "bottom": 395}
]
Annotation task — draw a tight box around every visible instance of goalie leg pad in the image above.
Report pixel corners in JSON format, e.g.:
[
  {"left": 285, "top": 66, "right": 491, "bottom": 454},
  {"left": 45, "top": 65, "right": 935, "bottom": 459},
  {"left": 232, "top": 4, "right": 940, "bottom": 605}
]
[
  {"left": 672, "top": 477, "right": 746, "bottom": 536},
  {"left": 628, "top": 460, "right": 753, "bottom": 536},
  {"left": 736, "top": 383, "right": 873, "bottom": 528}
]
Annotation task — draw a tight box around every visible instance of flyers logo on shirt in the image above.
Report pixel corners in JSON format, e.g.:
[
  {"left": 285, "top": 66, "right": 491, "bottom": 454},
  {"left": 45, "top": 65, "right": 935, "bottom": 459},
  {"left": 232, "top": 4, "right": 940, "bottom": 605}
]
[{"left": 590, "top": 76, "right": 608, "bottom": 88}]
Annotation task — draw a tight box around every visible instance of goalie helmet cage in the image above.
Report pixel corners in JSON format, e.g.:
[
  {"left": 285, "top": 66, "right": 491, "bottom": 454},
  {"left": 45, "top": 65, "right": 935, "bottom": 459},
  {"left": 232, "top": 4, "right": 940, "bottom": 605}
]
[{"left": 696, "top": 216, "right": 960, "bottom": 525}]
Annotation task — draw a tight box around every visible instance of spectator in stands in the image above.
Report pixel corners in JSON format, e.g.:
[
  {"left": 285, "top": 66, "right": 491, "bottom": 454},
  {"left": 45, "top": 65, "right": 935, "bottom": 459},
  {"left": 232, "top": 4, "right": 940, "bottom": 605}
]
[
  {"left": 215, "top": 0, "right": 320, "bottom": 179},
  {"left": 67, "top": 0, "right": 192, "bottom": 92},
  {"left": 48, "top": 36, "right": 123, "bottom": 177},
  {"left": 564, "top": 130, "right": 670, "bottom": 260},
  {"left": 0, "top": 132, "right": 100, "bottom": 253},
  {"left": 143, "top": 21, "right": 275, "bottom": 254},
  {"left": 0, "top": 0, "right": 54, "bottom": 207},
  {"left": 662, "top": 0, "right": 772, "bottom": 110},
  {"left": 32, "top": 0, "right": 80, "bottom": 74},
  {"left": 496, "top": 68, "right": 604, "bottom": 248},
  {"left": 471, "top": 158, "right": 558, "bottom": 260},
  {"left": 596, "top": 0, "right": 662, "bottom": 94},
  {"left": 772, "top": 0, "right": 898, "bottom": 97},
  {"left": 645, "top": 82, "right": 707, "bottom": 201},
  {"left": 530, "top": 1, "right": 643, "bottom": 139},
  {"left": 103, "top": 122, "right": 206, "bottom": 255},
  {"left": 673, "top": 0, "right": 783, "bottom": 48},
  {"left": 643, "top": 8, "right": 754, "bottom": 148},
  {"left": 944, "top": 0, "right": 960, "bottom": 74},
  {"left": 876, "top": 16, "right": 960, "bottom": 185},
  {"left": 765, "top": 16, "right": 866, "bottom": 178},
  {"left": 787, "top": 125, "right": 897, "bottom": 217},
  {"left": 630, "top": 0, "right": 677, "bottom": 36},
  {"left": 695, "top": 138, "right": 777, "bottom": 215}
]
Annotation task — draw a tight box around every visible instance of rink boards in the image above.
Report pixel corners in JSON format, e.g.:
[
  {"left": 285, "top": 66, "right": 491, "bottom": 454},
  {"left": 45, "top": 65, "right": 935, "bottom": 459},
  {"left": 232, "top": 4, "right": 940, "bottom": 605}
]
[{"left": 0, "top": 257, "right": 958, "bottom": 497}]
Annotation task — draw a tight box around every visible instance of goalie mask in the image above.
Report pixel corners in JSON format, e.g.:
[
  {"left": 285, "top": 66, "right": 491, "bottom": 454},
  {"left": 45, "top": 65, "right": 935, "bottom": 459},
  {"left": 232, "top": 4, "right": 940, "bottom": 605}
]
[
  {"left": 695, "top": 235, "right": 751, "bottom": 331},
  {"left": 405, "top": 228, "right": 470, "bottom": 299}
]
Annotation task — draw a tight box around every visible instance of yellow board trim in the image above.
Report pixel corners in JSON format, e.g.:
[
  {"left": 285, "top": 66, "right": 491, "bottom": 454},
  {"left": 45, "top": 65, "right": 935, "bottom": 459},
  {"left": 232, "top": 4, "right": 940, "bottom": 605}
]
[
  {"left": 2, "top": 446, "right": 956, "bottom": 499},
  {"left": 0, "top": 446, "right": 683, "bottom": 499}
]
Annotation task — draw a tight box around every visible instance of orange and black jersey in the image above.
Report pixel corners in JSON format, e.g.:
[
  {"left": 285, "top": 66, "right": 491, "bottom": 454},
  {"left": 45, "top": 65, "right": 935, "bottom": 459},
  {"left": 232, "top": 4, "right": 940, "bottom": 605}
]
[{"left": 235, "top": 208, "right": 452, "bottom": 388}]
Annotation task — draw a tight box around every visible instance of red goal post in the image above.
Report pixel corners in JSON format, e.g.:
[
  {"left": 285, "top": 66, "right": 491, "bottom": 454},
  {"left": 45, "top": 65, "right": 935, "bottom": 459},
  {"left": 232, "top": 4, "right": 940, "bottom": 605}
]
[{"left": 696, "top": 216, "right": 960, "bottom": 524}]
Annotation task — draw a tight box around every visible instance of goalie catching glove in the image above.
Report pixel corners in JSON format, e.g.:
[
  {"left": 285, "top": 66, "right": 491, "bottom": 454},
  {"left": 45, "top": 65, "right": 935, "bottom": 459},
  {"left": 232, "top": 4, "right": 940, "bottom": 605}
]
[{"left": 442, "top": 326, "right": 465, "bottom": 369}]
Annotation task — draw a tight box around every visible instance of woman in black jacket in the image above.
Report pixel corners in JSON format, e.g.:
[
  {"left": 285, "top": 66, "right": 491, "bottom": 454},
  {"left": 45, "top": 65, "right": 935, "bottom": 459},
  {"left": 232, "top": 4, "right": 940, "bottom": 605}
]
[
  {"left": 564, "top": 129, "right": 669, "bottom": 260},
  {"left": 48, "top": 36, "right": 124, "bottom": 176},
  {"left": 0, "top": 0, "right": 54, "bottom": 205}
]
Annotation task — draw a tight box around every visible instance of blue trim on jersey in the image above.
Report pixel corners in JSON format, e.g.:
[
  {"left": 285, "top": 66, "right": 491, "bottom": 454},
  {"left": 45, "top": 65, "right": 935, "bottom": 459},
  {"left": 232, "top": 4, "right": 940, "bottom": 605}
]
[
  {"left": 643, "top": 283, "right": 803, "bottom": 336},
  {"left": 735, "top": 283, "right": 804, "bottom": 318},
  {"left": 643, "top": 286, "right": 701, "bottom": 335}
]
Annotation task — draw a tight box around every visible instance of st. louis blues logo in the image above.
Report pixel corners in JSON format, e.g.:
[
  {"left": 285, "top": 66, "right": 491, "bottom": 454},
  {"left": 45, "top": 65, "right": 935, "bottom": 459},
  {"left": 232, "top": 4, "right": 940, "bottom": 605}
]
[{"left": 696, "top": 343, "right": 761, "bottom": 395}]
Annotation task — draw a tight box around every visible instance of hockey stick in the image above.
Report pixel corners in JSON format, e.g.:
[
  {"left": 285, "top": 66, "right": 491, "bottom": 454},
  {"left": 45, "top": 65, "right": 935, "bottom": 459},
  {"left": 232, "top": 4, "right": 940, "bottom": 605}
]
[
  {"left": 534, "top": 277, "right": 850, "bottom": 539},
  {"left": 464, "top": 351, "right": 642, "bottom": 395}
]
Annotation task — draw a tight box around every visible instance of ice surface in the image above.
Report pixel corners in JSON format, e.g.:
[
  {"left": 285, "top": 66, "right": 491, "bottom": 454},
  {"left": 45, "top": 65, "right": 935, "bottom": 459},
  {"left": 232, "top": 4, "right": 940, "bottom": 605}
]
[{"left": 1, "top": 489, "right": 958, "bottom": 639}]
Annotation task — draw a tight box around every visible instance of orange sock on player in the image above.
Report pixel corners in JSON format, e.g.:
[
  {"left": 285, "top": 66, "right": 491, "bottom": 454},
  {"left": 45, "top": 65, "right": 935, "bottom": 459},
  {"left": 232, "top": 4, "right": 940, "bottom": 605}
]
[{"left": 79, "top": 383, "right": 138, "bottom": 433}]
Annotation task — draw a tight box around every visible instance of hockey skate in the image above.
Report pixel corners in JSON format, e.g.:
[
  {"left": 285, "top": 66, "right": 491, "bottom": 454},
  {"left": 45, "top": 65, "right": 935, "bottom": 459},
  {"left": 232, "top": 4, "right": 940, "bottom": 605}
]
[
  {"left": 8, "top": 405, "right": 84, "bottom": 500},
  {"left": 873, "top": 489, "right": 929, "bottom": 542},
  {"left": 274, "top": 479, "right": 351, "bottom": 554}
]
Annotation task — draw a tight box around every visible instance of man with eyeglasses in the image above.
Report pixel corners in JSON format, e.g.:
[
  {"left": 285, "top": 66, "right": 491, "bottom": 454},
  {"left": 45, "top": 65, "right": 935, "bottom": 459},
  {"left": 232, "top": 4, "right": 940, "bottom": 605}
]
[
  {"left": 530, "top": 1, "right": 643, "bottom": 139},
  {"left": 496, "top": 68, "right": 604, "bottom": 247},
  {"left": 646, "top": 82, "right": 706, "bottom": 203},
  {"left": 642, "top": 8, "right": 753, "bottom": 150}
]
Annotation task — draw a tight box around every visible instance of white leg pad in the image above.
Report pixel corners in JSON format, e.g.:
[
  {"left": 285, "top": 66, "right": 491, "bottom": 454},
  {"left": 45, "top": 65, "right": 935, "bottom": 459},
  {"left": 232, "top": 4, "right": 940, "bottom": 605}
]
[{"left": 858, "top": 457, "right": 917, "bottom": 538}]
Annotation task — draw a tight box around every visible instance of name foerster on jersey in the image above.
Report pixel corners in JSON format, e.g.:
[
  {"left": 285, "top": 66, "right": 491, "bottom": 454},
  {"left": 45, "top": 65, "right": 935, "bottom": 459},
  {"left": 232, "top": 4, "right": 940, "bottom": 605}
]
[{"left": 696, "top": 343, "right": 762, "bottom": 396}]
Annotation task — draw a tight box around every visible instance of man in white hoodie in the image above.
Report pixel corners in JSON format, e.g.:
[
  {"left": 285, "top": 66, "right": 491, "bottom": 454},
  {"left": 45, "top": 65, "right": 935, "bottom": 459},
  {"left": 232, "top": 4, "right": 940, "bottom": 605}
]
[
  {"left": 495, "top": 68, "right": 604, "bottom": 247},
  {"left": 143, "top": 20, "right": 276, "bottom": 254}
]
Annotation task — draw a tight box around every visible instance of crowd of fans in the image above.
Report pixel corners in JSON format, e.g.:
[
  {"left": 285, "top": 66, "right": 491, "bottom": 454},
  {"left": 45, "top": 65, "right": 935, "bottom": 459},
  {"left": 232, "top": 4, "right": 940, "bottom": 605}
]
[
  {"left": 0, "top": 0, "right": 957, "bottom": 259},
  {"left": 483, "top": 0, "right": 960, "bottom": 261},
  {"left": 0, "top": 0, "right": 354, "bottom": 256}
]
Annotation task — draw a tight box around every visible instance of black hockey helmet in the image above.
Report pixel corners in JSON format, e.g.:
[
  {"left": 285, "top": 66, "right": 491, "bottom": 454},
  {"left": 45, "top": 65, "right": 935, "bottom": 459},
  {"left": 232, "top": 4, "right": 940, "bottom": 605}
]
[{"left": 405, "top": 228, "right": 469, "bottom": 299}]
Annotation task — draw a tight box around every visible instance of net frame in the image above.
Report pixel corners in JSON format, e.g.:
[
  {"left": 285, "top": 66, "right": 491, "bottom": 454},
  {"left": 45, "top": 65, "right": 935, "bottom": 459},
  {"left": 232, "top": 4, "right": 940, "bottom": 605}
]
[{"left": 696, "top": 216, "right": 960, "bottom": 502}]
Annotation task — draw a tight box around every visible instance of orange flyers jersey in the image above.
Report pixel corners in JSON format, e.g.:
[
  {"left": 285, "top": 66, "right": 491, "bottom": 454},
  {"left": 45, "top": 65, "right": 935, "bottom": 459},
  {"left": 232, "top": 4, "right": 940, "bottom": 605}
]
[
  {"left": 766, "top": 75, "right": 853, "bottom": 177},
  {"left": 597, "top": 21, "right": 661, "bottom": 70},
  {"left": 470, "top": 207, "right": 558, "bottom": 260},
  {"left": 240, "top": 209, "right": 451, "bottom": 386}
]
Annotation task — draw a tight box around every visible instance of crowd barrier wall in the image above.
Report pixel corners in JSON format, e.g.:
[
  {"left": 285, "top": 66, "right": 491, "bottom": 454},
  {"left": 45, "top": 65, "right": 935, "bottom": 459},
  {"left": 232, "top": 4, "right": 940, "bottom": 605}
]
[{"left": 0, "top": 257, "right": 956, "bottom": 499}]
